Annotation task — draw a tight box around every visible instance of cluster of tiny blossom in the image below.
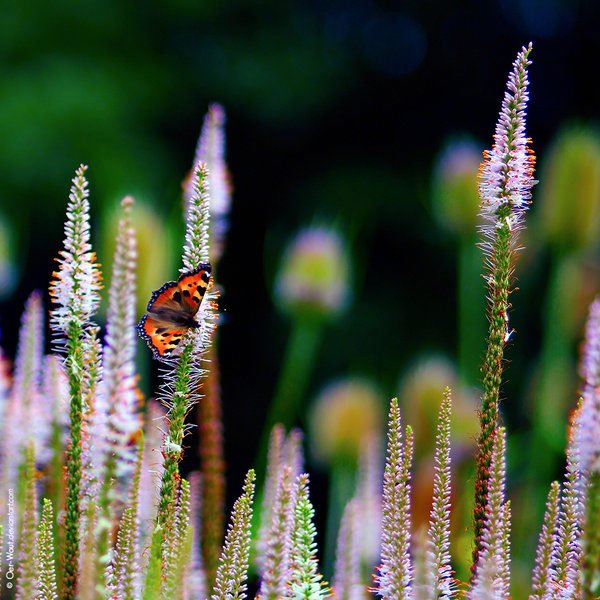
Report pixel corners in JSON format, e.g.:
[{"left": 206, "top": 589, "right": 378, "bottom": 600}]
[
  {"left": 375, "top": 398, "right": 414, "bottom": 599},
  {"left": 470, "top": 430, "right": 510, "bottom": 599},
  {"left": 102, "top": 197, "right": 142, "bottom": 481},
  {"left": 257, "top": 425, "right": 304, "bottom": 572},
  {"left": 49, "top": 165, "right": 102, "bottom": 333},
  {"left": 35, "top": 499, "right": 59, "bottom": 600},
  {"left": 423, "top": 388, "right": 454, "bottom": 599},
  {"left": 356, "top": 434, "right": 382, "bottom": 567},
  {"left": 288, "top": 474, "right": 328, "bottom": 599},
  {"left": 530, "top": 481, "right": 561, "bottom": 599},
  {"left": 185, "top": 103, "right": 232, "bottom": 264},
  {"left": 15, "top": 445, "right": 39, "bottom": 600},
  {"left": 478, "top": 44, "right": 536, "bottom": 247},
  {"left": 211, "top": 470, "right": 256, "bottom": 600},
  {"left": 0, "top": 293, "right": 44, "bottom": 517},
  {"left": 333, "top": 498, "right": 363, "bottom": 600},
  {"left": 576, "top": 297, "right": 600, "bottom": 474},
  {"left": 258, "top": 466, "right": 297, "bottom": 598},
  {"left": 182, "top": 161, "right": 211, "bottom": 271}
]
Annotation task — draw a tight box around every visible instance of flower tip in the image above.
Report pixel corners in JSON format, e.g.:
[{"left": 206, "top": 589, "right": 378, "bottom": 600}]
[
  {"left": 121, "top": 195, "right": 135, "bottom": 209},
  {"left": 208, "top": 102, "right": 226, "bottom": 122}
]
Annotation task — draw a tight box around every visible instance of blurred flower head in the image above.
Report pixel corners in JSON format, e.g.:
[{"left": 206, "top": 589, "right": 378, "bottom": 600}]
[
  {"left": 432, "top": 138, "right": 482, "bottom": 235},
  {"left": 275, "top": 227, "right": 350, "bottom": 319},
  {"left": 399, "top": 356, "right": 478, "bottom": 459},
  {"left": 309, "top": 377, "right": 382, "bottom": 465},
  {"left": 538, "top": 125, "right": 600, "bottom": 252}
]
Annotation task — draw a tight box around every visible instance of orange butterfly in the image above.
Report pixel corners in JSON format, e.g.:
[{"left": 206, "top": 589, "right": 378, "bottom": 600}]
[{"left": 137, "top": 264, "right": 212, "bottom": 360}]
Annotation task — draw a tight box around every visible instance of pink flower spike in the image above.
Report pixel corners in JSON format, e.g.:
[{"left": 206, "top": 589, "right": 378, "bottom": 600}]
[{"left": 478, "top": 43, "right": 536, "bottom": 252}]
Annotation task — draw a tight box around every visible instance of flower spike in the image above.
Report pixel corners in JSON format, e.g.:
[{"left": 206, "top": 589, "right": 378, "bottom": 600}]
[
  {"left": 473, "top": 44, "right": 536, "bottom": 569},
  {"left": 211, "top": 470, "right": 256, "bottom": 600},
  {"left": 375, "top": 398, "right": 414, "bottom": 599}
]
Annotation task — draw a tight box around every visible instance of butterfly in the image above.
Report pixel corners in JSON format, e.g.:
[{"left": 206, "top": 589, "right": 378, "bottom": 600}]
[{"left": 137, "top": 263, "right": 212, "bottom": 360}]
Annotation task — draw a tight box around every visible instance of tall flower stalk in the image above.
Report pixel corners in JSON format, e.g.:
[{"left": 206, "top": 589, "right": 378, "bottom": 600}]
[
  {"left": 258, "top": 466, "right": 297, "bottom": 599},
  {"left": 49, "top": 165, "right": 102, "bottom": 599},
  {"left": 576, "top": 297, "right": 600, "bottom": 597},
  {"left": 96, "top": 196, "right": 141, "bottom": 589},
  {"left": 156, "top": 161, "right": 217, "bottom": 529},
  {"left": 211, "top": 470, "right": 256, "bottom": 600},
  {"left": 423, "top": 388, "right": 454, "bottom": 598},
  {"left": 288, "top": 473, "right": 328, "bottom": 598},
  {"left": 554, "top": 410, "right": 583, "bottom": 597},
  {"left": 36, "top": 499, "right": 58, "bottom": 600},
  {"left": 530, "top": 481, "right": 561, "bottom": 599},
  {"left": 470, "top": 429, "right": 510, "bottom": 598},
  {"left": 188, "top": 104, "right": 231, "bottom": 585},
  {"left": 375, "top": 398, "right": 414, "bottom": 599},
  {"left": 15, "top": 444, "right": 38, "bottom": 600},
  {"left": 472, "top": 44, "right": 535, "bottom": 568},
  {"left": 0, "top": 292, "right": 43, "bottom": 517},
  {"left": 333, "top": 498, "right": 361, "bottom": 600}
]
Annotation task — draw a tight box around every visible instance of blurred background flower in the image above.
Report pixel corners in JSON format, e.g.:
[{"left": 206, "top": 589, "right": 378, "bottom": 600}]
[{"left": 275, "top": 226, "right": 350, "bottom": 319}]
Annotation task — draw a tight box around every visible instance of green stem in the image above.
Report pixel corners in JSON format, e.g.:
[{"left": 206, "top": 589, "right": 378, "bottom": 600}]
[
  {"left": 323, "top": 458, "right": 356, "bottom": 579},
  {"left": 530, "top": 253, "right": 580, "bottom": 482},
  {"left": 257, "top": 316, "right": 322, "bottom": 474},
  {"left": 472, "top": 205, "right": 512, "bottom": 572},
  {"left": 157, "top": 340, "right": 195, "bottom": 527},
  {"left": 62, "top": 319, "right": 84, "bottom": 600},
  {"left": 458, "top": 234, "right": 486, "bottom": 387}
]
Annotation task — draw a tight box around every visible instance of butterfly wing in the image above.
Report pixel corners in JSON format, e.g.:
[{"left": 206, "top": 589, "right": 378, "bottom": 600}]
[
  {"left": 175, "top": 263, "right": 212, "bottom": 316},
  {"left": 138, "top": 263, "right": 212, "bottom": 360},
  {"left": 146, "top": 280, "right": 180, "bottom": 313},
  {"left": 137, "top": 313, "right": 186, "bottom": 359}
]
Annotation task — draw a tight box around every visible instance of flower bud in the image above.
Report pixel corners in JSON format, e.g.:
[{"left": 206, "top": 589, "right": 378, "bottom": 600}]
[
  {"left": 309, "top": 378, "right": 382, "bottom": 465},
  {"left": 275, "top": 227, "right": 350, "bottom": 319},
  {"left": 538, "top": 126, "right": 600, "bottom": 252},
  {"left": 432, "top": 138, "right": 482, "bottom": 235}
]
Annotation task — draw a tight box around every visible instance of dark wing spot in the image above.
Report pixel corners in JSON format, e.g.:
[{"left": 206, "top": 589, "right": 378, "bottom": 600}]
[
  {"left": 183, "top": 290, "right": 190, "bottom": 297},
  {"left": 156, "top": 327, "right": 167, "bottom": 334},
  {"left": 173, "top": 291, "right": 182, "bottom": 302}
]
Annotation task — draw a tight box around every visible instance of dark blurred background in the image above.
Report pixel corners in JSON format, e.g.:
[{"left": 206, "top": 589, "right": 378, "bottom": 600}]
[{"left": 2, "top": 0, "right": 600, "bottom": 590}]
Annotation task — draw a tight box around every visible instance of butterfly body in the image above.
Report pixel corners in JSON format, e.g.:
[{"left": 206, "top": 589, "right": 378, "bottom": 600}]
[{"left": 137, "top": 263, "right": 211, "bottom": 360}]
